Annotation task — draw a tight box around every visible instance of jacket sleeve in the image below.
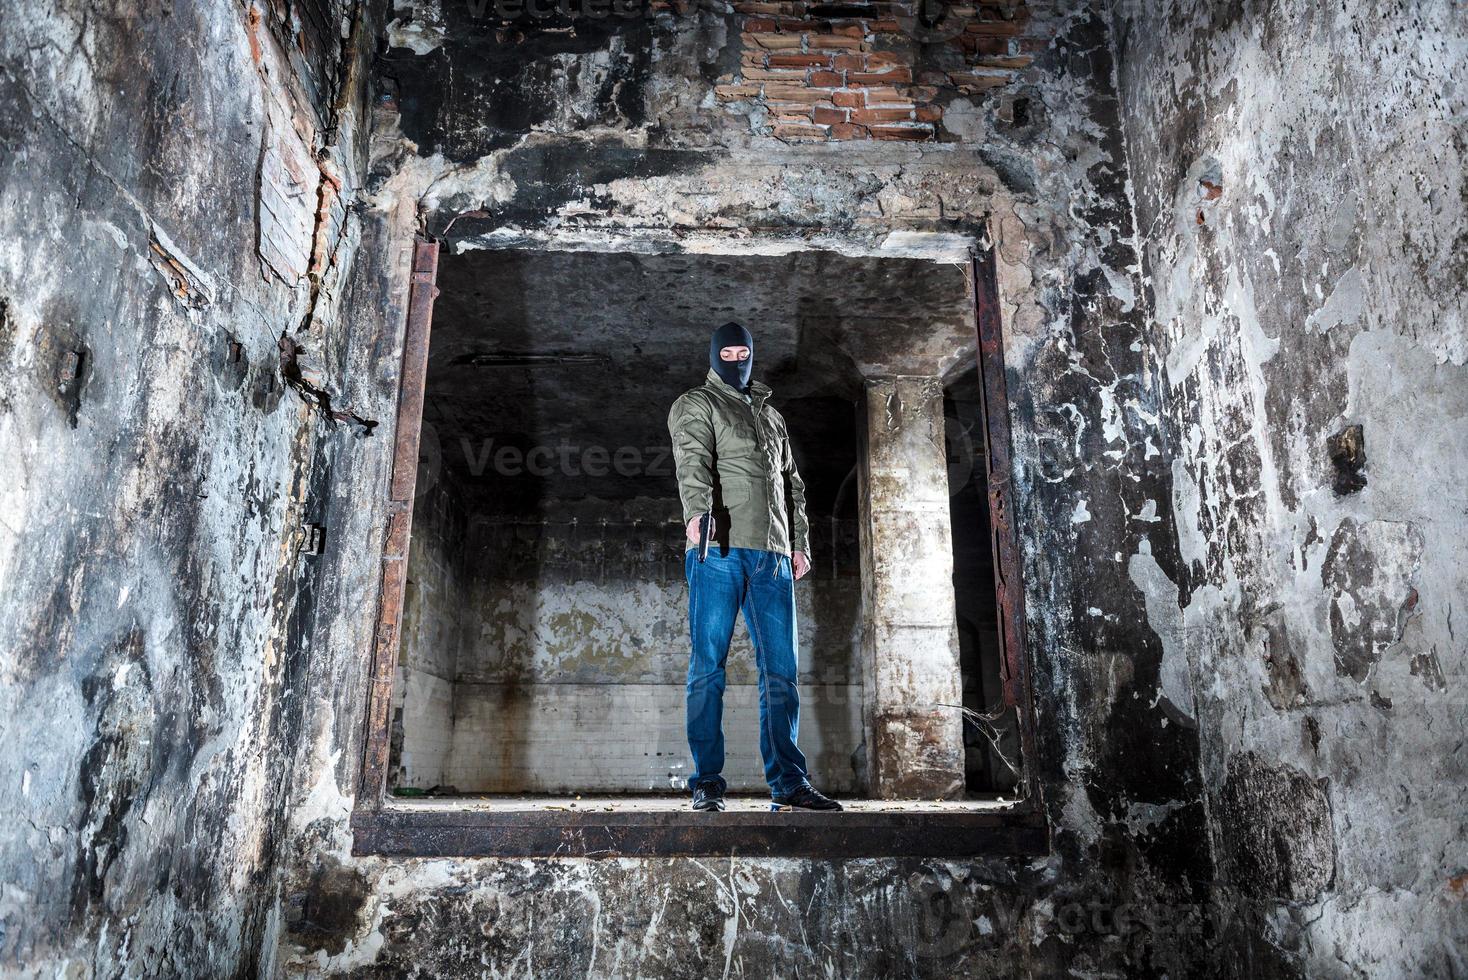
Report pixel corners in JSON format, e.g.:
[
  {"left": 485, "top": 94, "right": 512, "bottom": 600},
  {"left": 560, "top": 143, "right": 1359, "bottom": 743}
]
[
  {"left": 668, "top": 391, "right": 716, "bottom": 524},
  {"left": 782, "top": 421, "right": 811, "bottom": 556}
]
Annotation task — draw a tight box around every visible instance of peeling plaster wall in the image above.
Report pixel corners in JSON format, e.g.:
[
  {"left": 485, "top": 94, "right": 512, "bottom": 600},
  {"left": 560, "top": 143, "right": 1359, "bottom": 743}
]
[
  {"left": 1114, "top": 0, "right": 1468, "bottom": 975},
  {"left": 0, "top": 0, "right": 378, "bottom": 975},
  {"left": 274, "top": 3, "right": 1220, "bottom": 976}
]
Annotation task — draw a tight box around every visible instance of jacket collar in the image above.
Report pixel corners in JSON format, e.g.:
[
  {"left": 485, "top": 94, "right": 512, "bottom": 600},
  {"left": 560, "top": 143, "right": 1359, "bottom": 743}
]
[{"left": 704, "top": 366, "right": 770, "bottom": 403}]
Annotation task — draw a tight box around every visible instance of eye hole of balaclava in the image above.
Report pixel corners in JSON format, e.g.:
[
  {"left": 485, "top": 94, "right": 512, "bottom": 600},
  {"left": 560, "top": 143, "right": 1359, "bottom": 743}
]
[{"left": 709, "top": 321, "right": 754, "bottom": 390}]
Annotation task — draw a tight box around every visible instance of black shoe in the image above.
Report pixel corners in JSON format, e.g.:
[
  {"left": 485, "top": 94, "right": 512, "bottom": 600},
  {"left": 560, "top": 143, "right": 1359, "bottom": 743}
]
[
  {"left": 771, "top": 785, "right": 843, "bottom": 811},
  {"left": 692, "top": 782, "right": 726, "bottom": 812}
]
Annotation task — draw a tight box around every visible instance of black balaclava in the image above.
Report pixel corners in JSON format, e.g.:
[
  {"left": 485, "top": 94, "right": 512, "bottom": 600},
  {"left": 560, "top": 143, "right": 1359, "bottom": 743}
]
[{"left": 709, "top": 321, "right": 754, "bottom": 391}]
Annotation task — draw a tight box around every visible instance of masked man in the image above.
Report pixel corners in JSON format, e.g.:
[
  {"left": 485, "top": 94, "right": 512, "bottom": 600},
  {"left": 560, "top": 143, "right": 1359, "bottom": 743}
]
[{"left": 666, "top": 321, "right": 843, "bottom": 813}]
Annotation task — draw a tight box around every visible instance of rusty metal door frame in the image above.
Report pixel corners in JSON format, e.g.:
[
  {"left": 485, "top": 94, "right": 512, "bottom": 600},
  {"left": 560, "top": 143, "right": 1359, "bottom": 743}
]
[
  {"left": 358, "top": 237, "right": 440, "bottom": 812},
  {"left": 970, "top": 244, "right": 1042, "bottom": 811}
]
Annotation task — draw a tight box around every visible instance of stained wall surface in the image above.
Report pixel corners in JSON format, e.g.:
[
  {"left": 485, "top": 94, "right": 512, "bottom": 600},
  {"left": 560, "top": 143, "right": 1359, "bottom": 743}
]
[
  {"left": 276, "top": 2, "right": 1213, "bottom": 976},
  {"left": 1114, "top": 1, "right": 1468, "bottom": 974},
  {"left": 392, "top": 499, "right": 868, "bottom": 794},
  {"left": 0, "top": 0, "right": 377, "bottom": 974},
  {"left": 1, "top": 0, "right": 1462, "bottom": 977}
]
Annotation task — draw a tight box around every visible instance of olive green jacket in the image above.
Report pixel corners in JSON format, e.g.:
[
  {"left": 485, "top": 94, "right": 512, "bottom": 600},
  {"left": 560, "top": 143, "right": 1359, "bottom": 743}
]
[{"left": 667, "top": 367, "right": 810, "bottom": 556}]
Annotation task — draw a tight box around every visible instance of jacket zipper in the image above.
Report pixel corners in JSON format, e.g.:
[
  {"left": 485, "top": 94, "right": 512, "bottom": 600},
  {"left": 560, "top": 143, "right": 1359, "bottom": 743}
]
[{"left": 710, "top": 380, "right": 785, "bottom": 559}]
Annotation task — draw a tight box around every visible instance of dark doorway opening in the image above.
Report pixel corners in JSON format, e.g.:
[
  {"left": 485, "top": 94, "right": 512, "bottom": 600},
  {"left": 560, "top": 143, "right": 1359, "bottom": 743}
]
[{"left": 354, "top": 240, "right": 1043, "bottom": 856}]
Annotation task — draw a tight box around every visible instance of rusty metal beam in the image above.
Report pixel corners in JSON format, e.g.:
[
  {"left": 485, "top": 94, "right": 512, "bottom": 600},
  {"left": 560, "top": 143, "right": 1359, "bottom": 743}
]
[
  {"left": 358, "top": 237, "right": 440, "bottom": 812},
  {"left": 352, "top": 806, "right": 1049, "bottom": 859},
  {"left": 970, "top": 245, "right": 1042, "bottom": 810}
]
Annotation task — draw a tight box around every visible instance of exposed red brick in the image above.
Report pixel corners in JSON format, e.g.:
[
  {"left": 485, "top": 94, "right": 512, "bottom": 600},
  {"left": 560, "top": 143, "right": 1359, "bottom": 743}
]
[
  {"left": 768, "top": 53, "right": 832, "bottom": 67},
  {"left": 850, "top": 106, "right": 915, "bottom": 123},
  {"left": 869, "top": 124, "right": 934, "bottom": 140},
  {"left": 722, "top": 1, "right": 1051, "bottom": 145},
  {"left": 762, "top": 83, "right": 831, "bottom": 102},
  {"left": 964, "top": 20, "right": 1024, "bottom": 35},
  {"left": 765, "top": 99, "right": 817, "bottom": 115},
  {"left": 714, "top": 84, "right": 763, "bottom": 101},
  {"left": 806, "top": 35, "right": 866, "bottom": 51},
  {"left": 770, "top": 108, "right": 815, "bottom": 123},
  {"left": 865, "top": 50, "right": 907, "bottom": 67},
  {"left": 744, "top": 31, "right": 804, "bottom": 49},
  {"left": 849, "top": 67, "right": 912, "bottom": 84},
  {"left": 740, "top": 67, "right": 808, "bottom": 81},
  {"left": 772, "top": 122, "right": 828, "bottom": 140},
  {"left": 974, "top": 55, "right": 1033, "bottom": 69},
  {"left": 860, "top": 85, "right": 908, "bottom": 103}
]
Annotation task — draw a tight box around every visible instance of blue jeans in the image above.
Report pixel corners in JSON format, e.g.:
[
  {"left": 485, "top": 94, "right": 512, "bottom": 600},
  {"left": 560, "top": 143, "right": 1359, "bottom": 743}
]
[{"left": 684, "top": 546, "right": 811, "bottom": 797}]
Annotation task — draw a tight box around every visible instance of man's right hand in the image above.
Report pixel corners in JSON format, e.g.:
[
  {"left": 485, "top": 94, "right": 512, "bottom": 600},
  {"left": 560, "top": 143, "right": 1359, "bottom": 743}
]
[{"left": 686, "top": 516, "right": 702, "bottom": 544}]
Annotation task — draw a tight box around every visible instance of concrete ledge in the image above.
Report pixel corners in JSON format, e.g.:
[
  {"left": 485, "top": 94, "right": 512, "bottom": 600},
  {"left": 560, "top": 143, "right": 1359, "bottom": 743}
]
[{"left": 351, "top": 798, "right": 1049, "bottom": 859}]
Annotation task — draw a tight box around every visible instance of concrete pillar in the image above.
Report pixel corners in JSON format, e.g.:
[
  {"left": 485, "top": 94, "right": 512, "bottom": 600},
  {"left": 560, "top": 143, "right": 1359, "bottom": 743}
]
[{"left": 856, "top": 376, "right": 966, "bottom": 799}]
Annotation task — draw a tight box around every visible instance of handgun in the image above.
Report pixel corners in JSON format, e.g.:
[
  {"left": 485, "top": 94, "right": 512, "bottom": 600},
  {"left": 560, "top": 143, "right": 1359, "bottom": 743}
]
[{"left": 697, "top": 510, "right": 713, "bottom": 562}]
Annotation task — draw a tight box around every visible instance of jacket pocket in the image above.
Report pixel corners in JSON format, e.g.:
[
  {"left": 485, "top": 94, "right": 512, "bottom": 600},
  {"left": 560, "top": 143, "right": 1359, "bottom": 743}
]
[
  {"left": 717, "top": 482, "right": 751, "bottom": 509},
  {"left": 719, "top": 419, "right": 760, "bottom": 458}
]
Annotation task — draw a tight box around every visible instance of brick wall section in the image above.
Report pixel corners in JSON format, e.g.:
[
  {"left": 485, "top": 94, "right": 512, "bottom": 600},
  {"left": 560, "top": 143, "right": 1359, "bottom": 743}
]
[{"left": 709, "top": 1, "right": 1049, "bottom": 141}]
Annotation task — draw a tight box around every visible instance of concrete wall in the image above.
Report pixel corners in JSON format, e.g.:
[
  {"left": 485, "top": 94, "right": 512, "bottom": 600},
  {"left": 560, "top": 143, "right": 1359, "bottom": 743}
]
[
  {"left": 274, "top": 2, "right": 1219, "bottom": 976},
  {"left": 394, "top": 508, "right": 866, "bottom": 794},
  {"left": 0, "top": 0, "right": 375, "bottom": 974},
  {"left": 1113, "top": 1, "right": 1468, "bottom": 974}
]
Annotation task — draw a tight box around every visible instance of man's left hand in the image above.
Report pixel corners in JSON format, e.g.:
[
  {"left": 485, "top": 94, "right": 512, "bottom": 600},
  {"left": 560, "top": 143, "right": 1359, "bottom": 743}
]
[{"left": 791, "top": 551, "right": 810, "bottom": 580}]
